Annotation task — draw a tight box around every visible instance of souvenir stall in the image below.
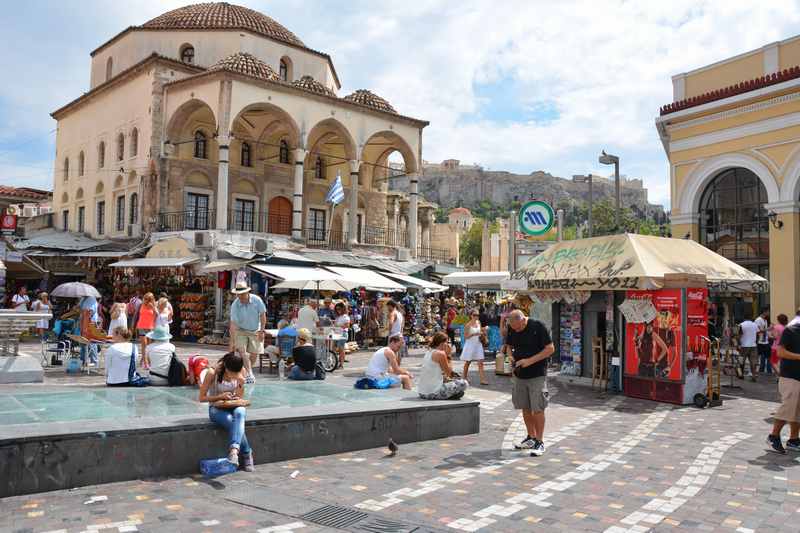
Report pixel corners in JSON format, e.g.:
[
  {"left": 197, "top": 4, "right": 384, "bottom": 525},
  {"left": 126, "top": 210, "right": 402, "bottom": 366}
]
[
  {"left": 442, "top": 272, "right": 510, "bottom": 356},
  {"left": 513, "top": 234, "right": 768, "bottom": 405}
]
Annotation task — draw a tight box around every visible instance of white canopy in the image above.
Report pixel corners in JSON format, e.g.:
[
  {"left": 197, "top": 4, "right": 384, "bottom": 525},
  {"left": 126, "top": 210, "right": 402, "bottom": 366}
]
[
  {"left": 442, "top": 271, "right": 510, "bottom": 289},
  {"left": 110, "top": 256, "right": 199, "bottom": 268},
  {"left": 251, "top": 264, "right": 358, "bottom": 292},
  {"left": 383, "top": 272, "right": 447, "bottom": 293},
  {"left": 198, "top": 258, "right": 252, "bottom": 273},
  {"left": 324, "top": 266, "right": 405, "bottom": 292}
]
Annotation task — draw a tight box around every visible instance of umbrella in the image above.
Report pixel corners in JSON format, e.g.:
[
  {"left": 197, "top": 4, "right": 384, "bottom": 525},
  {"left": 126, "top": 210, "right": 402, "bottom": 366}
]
[{"left": 51, "top": 282, "right": 101, "bottom": 299}]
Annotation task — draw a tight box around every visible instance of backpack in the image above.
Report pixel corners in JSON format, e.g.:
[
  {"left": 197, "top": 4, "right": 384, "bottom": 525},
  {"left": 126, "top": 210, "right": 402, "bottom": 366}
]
[{"left": 167, "top": 354, "right": 188, "bottom": 386}]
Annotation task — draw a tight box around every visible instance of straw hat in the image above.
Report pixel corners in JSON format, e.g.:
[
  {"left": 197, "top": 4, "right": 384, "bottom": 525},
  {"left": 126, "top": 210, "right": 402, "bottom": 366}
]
[{"left": 231, "top": 281, "right": 252, "bottom": 294}]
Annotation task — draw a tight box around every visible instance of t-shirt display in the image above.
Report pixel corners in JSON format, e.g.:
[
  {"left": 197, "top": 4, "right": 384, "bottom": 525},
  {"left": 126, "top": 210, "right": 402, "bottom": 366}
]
[
  {"left": 559, "top": 304, "right": 582, "bottom": 376},
  {"left": 507, "top": 319, "right": 553, "bottom": 379}
]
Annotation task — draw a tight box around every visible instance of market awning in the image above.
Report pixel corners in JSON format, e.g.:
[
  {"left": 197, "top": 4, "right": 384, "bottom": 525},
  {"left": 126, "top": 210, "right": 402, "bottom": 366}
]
[
  {"left": 198, "top": 258, "right": 252, "bottom": 273},
  {"left": 250, "top": 264, "right": 358, "bottom": 292},
  {"left": 514, "top": 233, "right": 768, "bottom": 293},
  {"left": 442, "top": 271, "right": 510, "bottom": 289},
  {"left": 324, "top": 266, "right": 405, "bottom": 292},
  {"left": 109, "top": 256, "right": 200, "bottom": 268},
  {"left": 382, "top": 272, "right": 447, "bottom": 293}
]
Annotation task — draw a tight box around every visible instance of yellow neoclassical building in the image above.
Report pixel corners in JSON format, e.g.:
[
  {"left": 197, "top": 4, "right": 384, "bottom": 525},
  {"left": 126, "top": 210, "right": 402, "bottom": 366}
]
[
  {"left": 50, "top": 3, "right": 431, "bottom": 252},
  {"left": 657, "top": 36, "right": 800, "bottom": 318}
]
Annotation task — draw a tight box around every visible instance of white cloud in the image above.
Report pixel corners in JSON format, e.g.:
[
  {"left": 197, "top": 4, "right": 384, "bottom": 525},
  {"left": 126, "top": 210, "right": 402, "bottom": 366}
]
[{"left": 3, "top": 0, "right": 800, "bottom": 208}]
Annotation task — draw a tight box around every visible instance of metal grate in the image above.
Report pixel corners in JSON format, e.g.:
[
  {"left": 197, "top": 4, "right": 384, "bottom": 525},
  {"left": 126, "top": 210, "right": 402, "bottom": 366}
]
[
  {"left": 301, "top": 505, "right": 369, "bottom": 529},
  {"left": 351, "top": 517, "right": 420, "bottom": 533}
]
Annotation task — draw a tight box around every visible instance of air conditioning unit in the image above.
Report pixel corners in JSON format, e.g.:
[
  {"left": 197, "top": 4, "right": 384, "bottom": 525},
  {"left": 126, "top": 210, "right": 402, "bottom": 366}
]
[
  {"left": 126, "top": 224, "right": 141, "bottom": 238},
  {"left": 396, "top": 248, "right": 411, "bottom": 261},
  {"left": 194, "top": 231, "right": 213, "bottom": 249},
  {"left": 251, "top": 237, "right": 272, "bottom": 255}
]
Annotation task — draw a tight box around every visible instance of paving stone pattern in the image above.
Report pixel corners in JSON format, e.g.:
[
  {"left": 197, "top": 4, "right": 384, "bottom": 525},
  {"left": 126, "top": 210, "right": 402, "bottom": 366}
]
[{"left": 1, "top": 344, "right": 799, "bottom": 532}]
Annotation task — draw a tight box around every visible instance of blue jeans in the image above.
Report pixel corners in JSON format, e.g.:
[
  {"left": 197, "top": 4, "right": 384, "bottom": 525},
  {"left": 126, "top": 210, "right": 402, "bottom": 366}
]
[
  {"left": 288, "top": 365, "right": 316, "bottom": 381},
  {"left": 208, "top": 406, "right": 251, "bottom": 453},
  {"left": 758, "top": 344, "right": 772, "bottom": 374}
]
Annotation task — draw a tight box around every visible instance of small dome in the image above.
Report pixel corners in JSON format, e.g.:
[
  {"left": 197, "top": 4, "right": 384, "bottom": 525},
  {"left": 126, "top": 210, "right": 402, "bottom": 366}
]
[
  {"left": 449, "top": 207, "right": 472, "bottom": 217},
  {"left": 343, "top": 89, "right": 397, "bottom": 114},
  {"left": 292, "top": 75, "right": 335, "bottom": 97},
  {"left": 142, "top": 3, "right": 305, "bottom": 48},
  {"left": 209, "top": 52, "right": 280, "bottom": 82}
]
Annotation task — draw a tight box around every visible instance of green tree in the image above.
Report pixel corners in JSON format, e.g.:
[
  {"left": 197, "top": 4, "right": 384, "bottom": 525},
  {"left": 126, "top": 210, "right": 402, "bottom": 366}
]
[{"left": 460, "top": 220, "right": 483, "bottom": 267}]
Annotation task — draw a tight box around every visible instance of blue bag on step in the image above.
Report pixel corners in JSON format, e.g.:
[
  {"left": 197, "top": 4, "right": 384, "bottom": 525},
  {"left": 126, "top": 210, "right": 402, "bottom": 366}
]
[{"left": 200, "top": 457, "right": 237, "bottom": 477}]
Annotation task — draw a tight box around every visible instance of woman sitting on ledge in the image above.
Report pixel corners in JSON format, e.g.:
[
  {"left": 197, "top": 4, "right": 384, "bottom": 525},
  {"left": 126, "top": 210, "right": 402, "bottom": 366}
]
[
  {"left": 288, "top": 328, "right": 320, "bottom": 380},
  {"left": 417, "top": 332, "right": 468, "bottom": 400},
  {"left": 199, "top": 352, "right": 254, "bottom": 471}
]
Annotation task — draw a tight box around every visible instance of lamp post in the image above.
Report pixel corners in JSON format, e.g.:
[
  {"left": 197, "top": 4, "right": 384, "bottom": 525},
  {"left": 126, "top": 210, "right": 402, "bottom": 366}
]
[
  {"left": 572, "top": 174, "right": 593, "bottom": 237},
  {"left": 598, "top": 151, "right": 620, "bottom": 232}
]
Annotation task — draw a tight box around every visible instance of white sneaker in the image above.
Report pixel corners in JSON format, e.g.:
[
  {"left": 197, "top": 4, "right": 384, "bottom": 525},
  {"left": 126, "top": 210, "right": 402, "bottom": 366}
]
[
  {"left": 514, "top": 436, "right": 536, "bottom": 450},
  {"left": 530, "top": 440, "right": 546, "bottom": 457}
]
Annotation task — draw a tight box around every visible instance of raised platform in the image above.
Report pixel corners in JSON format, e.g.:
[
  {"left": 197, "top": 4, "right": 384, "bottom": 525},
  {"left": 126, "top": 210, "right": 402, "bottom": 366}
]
[
  {"left": 0, "top": 355, "right": 44, "bottom": 384},
  {"left": 0, "top": 383, "right": 479, "bottom": 497}
]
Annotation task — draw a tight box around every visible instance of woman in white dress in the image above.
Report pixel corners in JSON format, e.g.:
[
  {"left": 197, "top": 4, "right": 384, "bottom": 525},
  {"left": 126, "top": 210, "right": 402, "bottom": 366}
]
[
  {"left": 32, "top": 292, "right": 51, "bottom": 336},
  {"left": 108, "top": 303, "right": 128, "bottom": 335},
  {"left": 461, "top": 310, "right": 488, "bottom": 385}
]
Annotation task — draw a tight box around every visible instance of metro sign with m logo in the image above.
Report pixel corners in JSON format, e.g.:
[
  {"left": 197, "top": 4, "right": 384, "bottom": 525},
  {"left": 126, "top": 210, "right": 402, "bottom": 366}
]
[{"left": 518, "top": 200, "right": 554, "bottom": 236}]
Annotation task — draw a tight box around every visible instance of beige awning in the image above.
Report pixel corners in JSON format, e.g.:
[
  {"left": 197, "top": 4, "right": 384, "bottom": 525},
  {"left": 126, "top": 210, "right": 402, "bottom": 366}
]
[
  {"left": 109, "top": 256, "right": 200, "bottom": 268},
  {"left": 515, "top": 233, "right": 768, "bottom": 293},
  {"left": 199, "top": 258, "right": 252, "bottom": 273}
]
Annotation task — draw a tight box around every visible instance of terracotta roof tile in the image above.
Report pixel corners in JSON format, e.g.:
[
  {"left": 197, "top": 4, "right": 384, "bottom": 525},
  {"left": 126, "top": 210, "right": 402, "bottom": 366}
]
[
  {"left": 660, "top": 66, "right": 800, "bottom": 116},
  {"left": 343, "top": 89, "right": 397, "bottom": 114},
  {"left": 291, "top": 75, "right": 335, "bottom": 97},
  {"left": 142, "top": 2, "right": 304, "bottom": 48},
  {"left": 0, "top": 186, "right": 52, "bottom": 201},
  {"left": 209, "top": 52, "right": 280, "bottom": 82}
]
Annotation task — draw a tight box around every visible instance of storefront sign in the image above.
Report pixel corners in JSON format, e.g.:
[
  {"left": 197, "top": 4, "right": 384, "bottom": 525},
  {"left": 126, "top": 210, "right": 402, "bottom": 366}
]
[
  {"left": 500, "top": 278, "right": 528, "bottom": 291},
  {"left": 0, "top": 214, "right": 17, "bottom": 235},
  {"left": 624, "top": 289, "right": 683, "bottom": 382},
  {"left": 146, "top": 238, "right": 193, "bottom": 259},
  {"left": 518, "top": 201, "right": 554, "bottom": 236}
]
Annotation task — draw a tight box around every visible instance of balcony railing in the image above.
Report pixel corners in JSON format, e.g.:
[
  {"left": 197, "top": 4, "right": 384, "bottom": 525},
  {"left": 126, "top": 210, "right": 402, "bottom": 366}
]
[
  {"left": 228, "top": 209, "right": 291, "bottom": 235},
  {"left": 417, "top": 247, "right": 452, "bottom": 263},
  {"left": 303, "top": 228, "right": 348, "bottom": 250},
  {"left": 157, "top": 209, "right": 216, "bottom": 232},
  {"left": 362, "top": 226, "right": 408, "bottom": 248}
]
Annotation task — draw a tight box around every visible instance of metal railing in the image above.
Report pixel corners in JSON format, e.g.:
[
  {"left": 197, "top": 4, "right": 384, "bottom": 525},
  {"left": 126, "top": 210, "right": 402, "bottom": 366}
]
[
  {"left": 362, "top": 226, "right": 408, "bottom": 248},
  {"left": 417, "top": 247, "right": 452, "bottom": 263},
  {"left": 157, "top": 209, "right": 216, "bottom": 232},
  {"left": 303, "top": 228, "right": 348, "bottom": 250},
  {"left": 227, "top": 209, "right": 292, "bottom": 235}
]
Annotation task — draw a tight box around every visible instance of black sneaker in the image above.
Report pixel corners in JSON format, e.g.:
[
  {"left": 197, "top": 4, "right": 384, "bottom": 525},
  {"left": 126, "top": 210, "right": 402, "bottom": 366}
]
[
  {"left": 786, "top": 438, "right": 800, "bottom": 452},
  {"left": 530, "top": 439, "right": 546, "bottom": 457},
  {"left": 514, "top": 436, "right": 536, "bottom": 450},
  {"left": 767, "top": 434, "right": 787, "bottom": 454}
]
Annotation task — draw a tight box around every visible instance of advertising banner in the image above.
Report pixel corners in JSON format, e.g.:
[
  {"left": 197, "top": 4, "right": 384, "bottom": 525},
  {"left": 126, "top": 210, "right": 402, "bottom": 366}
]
[
  {"left": 624, "top": 289, "right": 683, "bottom": 382},
  {"left": 683, "top": 288, "right": 710, "bottom": 403}
]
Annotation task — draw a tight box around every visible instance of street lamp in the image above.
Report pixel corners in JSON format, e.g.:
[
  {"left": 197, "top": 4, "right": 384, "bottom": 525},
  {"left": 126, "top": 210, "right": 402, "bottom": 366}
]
[
  {"left": 599, "top": 150, "right": 621, "bottom": 232},
  {"left": 572, "top": 174, "right": 593, "bottom": 237}
]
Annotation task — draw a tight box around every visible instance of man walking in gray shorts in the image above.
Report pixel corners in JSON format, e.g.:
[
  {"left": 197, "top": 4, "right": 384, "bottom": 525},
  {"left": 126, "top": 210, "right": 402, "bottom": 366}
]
[{"left": 507, "top": 310, "right": 555, "bottom": 456}]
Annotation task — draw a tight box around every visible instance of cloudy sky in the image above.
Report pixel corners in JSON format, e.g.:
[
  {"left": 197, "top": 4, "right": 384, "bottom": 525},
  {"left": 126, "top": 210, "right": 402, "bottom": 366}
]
[{"left": 2, "top": 0, "right": 800, "bottom": 208}]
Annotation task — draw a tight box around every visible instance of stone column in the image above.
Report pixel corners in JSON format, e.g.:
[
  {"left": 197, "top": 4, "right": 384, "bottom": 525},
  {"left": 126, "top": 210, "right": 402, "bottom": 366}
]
[
  {"left": 348, "top": 159, "right": 361, "bottom": 246},
  {"left": 292, "top": 148, "right": 307, "bottom": 241},
  {"left": 215, "top": 81, "right": 232, "bottom": 231},
  {"left": 766, "top": 202, "right": 800, "bottom": 317},
  {"left": 421, "top": 208, "right": 432, "bottom": 250},
  {"left": 408, "top": 173, "right": 419, "bottom": 256},
  {"left": 390, "top": 198, "right": 400, "bottom": 246}
]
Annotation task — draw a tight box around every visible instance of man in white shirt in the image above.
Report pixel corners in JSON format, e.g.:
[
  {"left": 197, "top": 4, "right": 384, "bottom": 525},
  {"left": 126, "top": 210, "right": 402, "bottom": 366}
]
[
  {"left": 297, "top": 299, "right": 319, "bottom": 332},
  {"left": 11, "top": 287, "right": 29, "bottom": 311},
  {"left": 739, "top": 317, "right": 759, "bottom": 382},
  {"left": 755, "top": 309, "right": 772, "bottom": 376}
]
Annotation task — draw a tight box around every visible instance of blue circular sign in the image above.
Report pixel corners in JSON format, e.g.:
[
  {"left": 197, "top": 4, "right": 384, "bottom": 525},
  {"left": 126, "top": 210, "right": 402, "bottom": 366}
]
[{"left": 518, "top": 200, "right": 554, "bottom": 236}]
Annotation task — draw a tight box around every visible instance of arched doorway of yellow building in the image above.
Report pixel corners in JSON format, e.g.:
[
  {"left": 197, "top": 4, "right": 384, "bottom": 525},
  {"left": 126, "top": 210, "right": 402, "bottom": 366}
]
[{"left": 699, "top": 167, "right": 769, "bottom": 324}]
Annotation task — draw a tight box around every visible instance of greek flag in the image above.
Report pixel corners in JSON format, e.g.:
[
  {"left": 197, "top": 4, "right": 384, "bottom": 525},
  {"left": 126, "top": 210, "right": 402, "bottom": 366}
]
[{"left": 325, "top": 172, "right": 345, "bottom": 206}]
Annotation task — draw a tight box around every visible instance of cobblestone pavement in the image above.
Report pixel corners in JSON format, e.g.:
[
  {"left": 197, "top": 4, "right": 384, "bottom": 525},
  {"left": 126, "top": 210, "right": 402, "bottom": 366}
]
[{"left": 2, "top": 343, "right": 799, "bottom": 532}]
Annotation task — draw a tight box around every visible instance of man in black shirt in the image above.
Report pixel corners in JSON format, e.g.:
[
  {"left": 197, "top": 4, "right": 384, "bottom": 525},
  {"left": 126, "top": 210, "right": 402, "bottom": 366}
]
[
  {"left": 767, "top": 323, "right": 800, "bottom": 454},
  {"left": 506, "top": 310, "right": 555, "bottom": 456}
]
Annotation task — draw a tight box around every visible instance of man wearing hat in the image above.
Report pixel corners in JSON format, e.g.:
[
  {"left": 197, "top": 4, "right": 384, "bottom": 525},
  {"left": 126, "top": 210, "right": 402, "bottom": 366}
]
[
  {"left": 145, "top": 325, "right": 176, "bottom": 386},
  {"left": 230, "top": 281, "right": 267, "bottom": 384}
]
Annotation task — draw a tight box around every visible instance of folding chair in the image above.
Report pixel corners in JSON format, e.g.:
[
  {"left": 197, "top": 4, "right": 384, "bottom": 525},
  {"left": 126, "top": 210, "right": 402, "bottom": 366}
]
[{"left": 40, "top": 332, "right": 71, "bottom": 367}]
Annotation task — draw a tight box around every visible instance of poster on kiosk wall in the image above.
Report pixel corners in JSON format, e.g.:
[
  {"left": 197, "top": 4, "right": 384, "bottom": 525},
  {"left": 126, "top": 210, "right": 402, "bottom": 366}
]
[
  {"left": 625, "top": 289, "right": 683, "bottom": 382},
  {"left": 683, "top": 287, "right": 710, "bottom": 404}
]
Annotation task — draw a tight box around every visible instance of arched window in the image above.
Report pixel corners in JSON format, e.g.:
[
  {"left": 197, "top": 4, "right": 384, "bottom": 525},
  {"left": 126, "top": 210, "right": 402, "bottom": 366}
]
[
  {"left": 130, "top": 128, "right": 138, "bottom": 157},
  {"left": 279, "top": 139, "right": 290, "bottom": 164},
  {"left": 106, "top": 57, "right": 113, "bottom": 81},
  {"left": 180, "top": 44, "right": 195, "bottom": 64},
  {"left": 279, "top": 59, "right": 289, "bottom": 81},
  {"left": 129, "top": 193, "right": 139, "bottom": 225},
  {"left": 315, "top": 155, "right": 325, "bottom": 180},
  {"left": 700, "top": 167, "right": 769, "bottom": 275},
  {"left": 194, "top": 131, "right": 207, "bottom": 159},
  {"left": 78, "top": 151, "right": 85, "bottom": 176},
  {"left": 241, "top": 142, "right": 252, "bottom": 167},
  {"left": 98, "top": 141, "right": 105, "bottom": 168},
  {"left": 63, "top": 158, "right": 69, "bottom": 181},
  {"left": 116, "top": 132, "right": 124, "bottom": 161}
]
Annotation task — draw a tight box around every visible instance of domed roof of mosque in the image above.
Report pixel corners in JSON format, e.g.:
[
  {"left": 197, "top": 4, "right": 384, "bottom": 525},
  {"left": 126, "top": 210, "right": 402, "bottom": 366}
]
[
  {"left": 208, "top": 52, "right": 280, "bottom": 81},
  {"left": 291, "top": 75, "right": 336, "bottom": 97},
  {"left": 342, "top": 89, "right": 397, "bottom": 114},
  {"left": 142, "top": 2, "right": 304, "bottom": 48}
]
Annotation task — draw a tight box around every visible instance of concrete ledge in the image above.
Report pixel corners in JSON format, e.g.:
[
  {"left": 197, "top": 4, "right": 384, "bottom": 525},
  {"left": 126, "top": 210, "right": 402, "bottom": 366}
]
[
  {"left": 0, "top": 399, "right": 479, "bottom": 497},
  {"left": 0, "top": 355, "right": 43, "bottom": 384}
]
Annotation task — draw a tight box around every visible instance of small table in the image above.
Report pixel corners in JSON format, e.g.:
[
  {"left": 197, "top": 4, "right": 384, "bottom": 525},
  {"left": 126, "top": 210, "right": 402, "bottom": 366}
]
[{"left": 258, "top": 329, "right": 281, "bottom": 374}]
